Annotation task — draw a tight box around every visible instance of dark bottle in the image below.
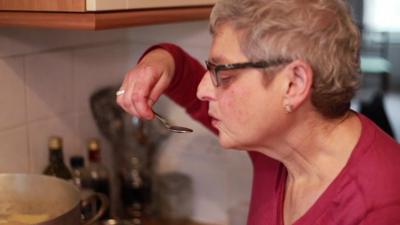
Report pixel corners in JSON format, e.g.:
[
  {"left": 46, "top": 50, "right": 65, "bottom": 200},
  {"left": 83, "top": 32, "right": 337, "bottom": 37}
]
[
  {"left": 120, "top": 156, "right": 152, "bottom": 221},
  {"left": 69, "top": 155, "right": 89, "bottom": 188},
  {"left": 43, "top": 136, "right": 72, "bottom": 180},
  {"left": 86, "top": 138, "right": 111, "bottom": 219},
  {"left": 70, "top": 155, "right": 94, "bottom": 220}
]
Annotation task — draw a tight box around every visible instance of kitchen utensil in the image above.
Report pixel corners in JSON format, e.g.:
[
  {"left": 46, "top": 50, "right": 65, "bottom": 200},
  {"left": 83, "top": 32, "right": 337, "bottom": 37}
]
[
  {"left": 90, "top": 85, "right": 171, "bottom": 176},
  {"left": 90, "top": 86, "right": 174, "bottom": 218},
  {"left": 90, "top": 86, "right": 170, "bottom": 148},
  {"left": 0, "top": 173, "right": 108, "bottom": 225},
  {"left": 153, "top": 112, "right": 193, "bottom": 133}
]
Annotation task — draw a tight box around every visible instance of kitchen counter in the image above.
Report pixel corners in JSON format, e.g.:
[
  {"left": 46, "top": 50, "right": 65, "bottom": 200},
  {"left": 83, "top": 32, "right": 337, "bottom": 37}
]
[
  {"left": 97, "top": 218, "right": 222, "bottom": 225},
  {"left": 146, "top": 218, "right": 220, "bottom": 225}
]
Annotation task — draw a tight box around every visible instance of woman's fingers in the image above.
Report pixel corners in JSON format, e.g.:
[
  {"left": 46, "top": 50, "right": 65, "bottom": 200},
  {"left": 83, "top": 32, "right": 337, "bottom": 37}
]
[
  {"left": 116, "top": 48, "right": 175, "bottom": 120},
  {"left": 116, "top": 65, "right": 161, "bottom": 120},
  {"left": 131, "top": 67, "right": 159, "bottom": 119},
  {"left": 116, "top": 72, "right": 133, "bottom": 113}
]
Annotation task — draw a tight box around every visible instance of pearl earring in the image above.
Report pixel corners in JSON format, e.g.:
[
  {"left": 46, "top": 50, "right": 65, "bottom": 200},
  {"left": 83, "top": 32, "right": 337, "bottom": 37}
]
[{"left": 285, "top": 104, "right": 293, "bottom": 113}]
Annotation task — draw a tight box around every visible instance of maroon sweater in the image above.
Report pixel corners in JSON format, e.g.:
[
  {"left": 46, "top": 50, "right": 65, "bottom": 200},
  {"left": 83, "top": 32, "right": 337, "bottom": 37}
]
[{"left": 143, "top": 43, "right": 400, "bottom": 225}]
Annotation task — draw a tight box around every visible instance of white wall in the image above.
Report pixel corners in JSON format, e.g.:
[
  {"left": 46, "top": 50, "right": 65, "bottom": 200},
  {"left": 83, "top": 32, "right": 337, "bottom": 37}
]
[{"left": 0, "top": 21, "right": 252, "bottom": 224}]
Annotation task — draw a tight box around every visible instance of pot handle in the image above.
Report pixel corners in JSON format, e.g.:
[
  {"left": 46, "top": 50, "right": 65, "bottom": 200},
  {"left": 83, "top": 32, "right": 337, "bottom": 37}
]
[{"left": 81, "top": 192, "right": 109, "bottom": 225}]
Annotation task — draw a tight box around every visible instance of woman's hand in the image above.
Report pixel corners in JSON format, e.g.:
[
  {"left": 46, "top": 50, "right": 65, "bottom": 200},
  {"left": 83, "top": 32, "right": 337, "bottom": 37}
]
[{"left": 116, "top": 48, "right": 175, "bottom": 120}]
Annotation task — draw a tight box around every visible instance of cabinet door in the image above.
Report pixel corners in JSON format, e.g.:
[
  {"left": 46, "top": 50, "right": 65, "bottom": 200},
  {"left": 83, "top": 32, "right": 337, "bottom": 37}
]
[
  {"left": 86, "top": 0, "right": 217, "bottom": 11},
  {"left": 0, "top": 0, "right": 216, "bottom": 12},
  {"left": 0, "top": 0, "right": 86, "bottom": 12}
]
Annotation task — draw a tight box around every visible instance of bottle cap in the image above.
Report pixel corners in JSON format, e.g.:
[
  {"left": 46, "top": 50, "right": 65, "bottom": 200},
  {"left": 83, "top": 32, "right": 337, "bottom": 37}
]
[
  {"left": 88, "top": 138, "right": 100, "bottom": 151},
  {"left": 48, "top": 136, "right": 62, "bottom": 150}
]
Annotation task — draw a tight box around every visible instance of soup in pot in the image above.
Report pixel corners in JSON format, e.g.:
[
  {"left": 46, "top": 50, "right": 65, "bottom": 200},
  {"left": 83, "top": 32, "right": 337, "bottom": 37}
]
[
  {"left": 0, "top": 203, "right": 49, "bottom": 225},
  {"left": 0, "top": 213, "right": 50, "bottom": 224}
]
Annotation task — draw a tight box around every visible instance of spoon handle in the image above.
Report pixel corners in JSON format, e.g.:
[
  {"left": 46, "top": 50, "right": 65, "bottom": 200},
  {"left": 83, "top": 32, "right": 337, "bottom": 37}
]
[{"left": 153, "top": 112, "right": 169, "bottom": 125}]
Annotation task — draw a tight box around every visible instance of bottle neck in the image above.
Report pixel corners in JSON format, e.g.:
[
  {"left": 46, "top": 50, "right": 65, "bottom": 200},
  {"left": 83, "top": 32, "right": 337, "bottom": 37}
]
[
  {"left": 89, "top": 150, "right": 101, "bottom": 163},
  {"left": 49, "top": 149, "right": 64, "bottom": 164}
]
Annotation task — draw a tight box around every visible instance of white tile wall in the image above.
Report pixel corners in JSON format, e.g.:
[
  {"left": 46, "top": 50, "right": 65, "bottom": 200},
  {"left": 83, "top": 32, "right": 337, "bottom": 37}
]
[
  {"left": 0, "top": 126, "right": 30, "bottom": 173},
  {"left": 179, "top": 158, "right": 229, "bottom": 225},
  {"left": 223, "top": 151, "right": 252, "bottom": 209},
  {"left": 127, "top": 21, "right": 212, "bottom": 50},
  {"left": 0, "top": 21, "right": 252, "bottom": 224},
  {"left": 75, "top": 111, "right": 114, "bottom": 169},
  {"left": 27, "top": 113, "right": 78, "bottom": 172},
  {"left": 0, "top": 28, "right": 134, "bottom": 57},
  {"left": 155, "top": 126, "right": 252, "bottom": 225},
  {"left": 72, "top": 43, "right": 142, "bottom": 113},
  {"left": 25, "top": 51, "right": 74, "bottom": 121},
  {"left": 0, "top": 57, "right": 26, "bottom": 130}
]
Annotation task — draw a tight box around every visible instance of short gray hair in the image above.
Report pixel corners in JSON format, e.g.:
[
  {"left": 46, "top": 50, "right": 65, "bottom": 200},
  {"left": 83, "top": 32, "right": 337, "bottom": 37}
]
[{"left": 210, "top": 0, "right": 361, "bottom": 119}]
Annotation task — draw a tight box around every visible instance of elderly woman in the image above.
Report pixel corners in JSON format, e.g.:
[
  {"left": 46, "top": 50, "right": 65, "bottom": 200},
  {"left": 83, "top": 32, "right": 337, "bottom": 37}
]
[{"left": 117, "top": 0, "right": 400, "bottom": 224}]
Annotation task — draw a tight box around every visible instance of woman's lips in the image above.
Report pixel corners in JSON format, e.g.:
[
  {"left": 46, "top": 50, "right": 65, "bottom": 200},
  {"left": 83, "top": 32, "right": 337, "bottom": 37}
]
[{"left": 210, "top": 117, "right": 219, "bottom": 128}]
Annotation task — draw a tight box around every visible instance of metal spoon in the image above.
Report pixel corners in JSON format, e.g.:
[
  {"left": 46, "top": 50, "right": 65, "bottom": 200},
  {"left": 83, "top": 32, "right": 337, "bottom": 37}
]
[{"left": 153, "top": 112, "right": 193, "bottom": 133}]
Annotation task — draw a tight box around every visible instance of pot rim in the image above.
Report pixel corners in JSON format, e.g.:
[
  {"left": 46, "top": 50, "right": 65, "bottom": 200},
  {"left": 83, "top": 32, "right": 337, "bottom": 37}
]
[{"left": 0, "top": 173, "right": 82, "bottom": 224}]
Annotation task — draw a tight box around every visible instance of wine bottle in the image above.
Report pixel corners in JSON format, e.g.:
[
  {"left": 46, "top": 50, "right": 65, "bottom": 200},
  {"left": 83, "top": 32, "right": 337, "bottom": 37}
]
[
  {"left": 120, "top": 156, "right": 152, "bottom": 221},
  {"left": 69, "top": 155, "right": 89, "bottom": 188},
  {"left": 43, "top": 136, "right": 72, "bottom": 180},
  {"left": 85, "top": 138, "right": 111, "bottom": 219}
]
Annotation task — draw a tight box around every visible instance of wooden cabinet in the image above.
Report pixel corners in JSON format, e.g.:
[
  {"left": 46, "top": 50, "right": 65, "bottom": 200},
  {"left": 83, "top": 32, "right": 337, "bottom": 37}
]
[
  {"left": 0, "top": 0, "right": 216, "bottom": 12},
  {"left": 0, "top": 0, "right": 86, "bottom": 12},
  {"left": 0, "top": 0, "right": 215, "bottom": 30}
]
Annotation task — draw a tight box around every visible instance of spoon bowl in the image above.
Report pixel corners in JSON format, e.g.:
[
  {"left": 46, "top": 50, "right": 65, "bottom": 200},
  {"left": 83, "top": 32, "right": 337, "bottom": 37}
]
[{"left": 154, "top": 112, "right": 193, "bottom": 133}]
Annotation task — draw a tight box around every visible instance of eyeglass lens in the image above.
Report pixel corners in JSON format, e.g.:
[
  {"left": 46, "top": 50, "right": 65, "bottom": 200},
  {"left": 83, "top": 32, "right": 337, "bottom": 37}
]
[{"left": 205, "top": 61, "right": 219, "bottom": 86}]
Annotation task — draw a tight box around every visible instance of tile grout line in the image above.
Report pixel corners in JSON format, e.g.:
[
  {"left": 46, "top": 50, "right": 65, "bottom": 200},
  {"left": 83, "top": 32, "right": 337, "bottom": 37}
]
[
  {"left": 71, "top": 49, "right": 80, "bottom": 156},
  {"left": 22, "top": 55, "right": 33, "bottom": 173}
]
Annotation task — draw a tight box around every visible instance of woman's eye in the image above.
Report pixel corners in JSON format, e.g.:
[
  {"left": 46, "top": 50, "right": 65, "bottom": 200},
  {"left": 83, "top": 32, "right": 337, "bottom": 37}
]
[{"left": 218, "top": 72, "right": 235, "bottom": 85}]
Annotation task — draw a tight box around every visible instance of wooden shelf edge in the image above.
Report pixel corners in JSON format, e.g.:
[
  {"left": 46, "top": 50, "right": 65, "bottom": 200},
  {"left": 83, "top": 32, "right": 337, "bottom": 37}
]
[
  {"left": 93, "top": 6, "right": 212, "bottom": 30},
  {"left": 0, "top": 6, "right": 212, "bottom": 30}
]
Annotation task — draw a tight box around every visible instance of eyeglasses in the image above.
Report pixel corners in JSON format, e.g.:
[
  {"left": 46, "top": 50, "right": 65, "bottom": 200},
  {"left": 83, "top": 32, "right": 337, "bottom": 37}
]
[{"left": 205, "top": 58, "right": 292, "bottom": 87}]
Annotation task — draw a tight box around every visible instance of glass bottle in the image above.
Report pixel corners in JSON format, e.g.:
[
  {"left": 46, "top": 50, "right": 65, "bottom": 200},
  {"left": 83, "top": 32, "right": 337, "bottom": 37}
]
[
  {"left": 70, "top": 155, "right": 96, "bottom": 220},
  {"left": 86, "top": 138, "right": 111, "bottom": 219},
  {"left": 43, "top": 136, "right": 72, "bottom": 180},
  {"left": 69, "top": 155, "right": 88, "bottom": 188},
  {"left": 119, "top": 156, "right": 152, "bottom": 222}
]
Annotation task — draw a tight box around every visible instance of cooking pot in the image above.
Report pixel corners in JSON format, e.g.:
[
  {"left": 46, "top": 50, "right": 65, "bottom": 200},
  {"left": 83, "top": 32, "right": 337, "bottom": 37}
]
[{"left": 0, "top": 173, "right": 108, "bottom": 225}]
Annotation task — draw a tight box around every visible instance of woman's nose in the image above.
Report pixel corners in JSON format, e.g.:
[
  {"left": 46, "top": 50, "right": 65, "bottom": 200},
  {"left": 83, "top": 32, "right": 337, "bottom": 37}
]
[{"left": 197, "top": 71, "right": 216, "bottom": 102}]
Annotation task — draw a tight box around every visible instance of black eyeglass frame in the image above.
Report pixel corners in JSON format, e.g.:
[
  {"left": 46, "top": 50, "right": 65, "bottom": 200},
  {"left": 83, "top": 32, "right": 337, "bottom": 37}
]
[{"left": 205, "top": 58, "right": 292, "bottom": 87}]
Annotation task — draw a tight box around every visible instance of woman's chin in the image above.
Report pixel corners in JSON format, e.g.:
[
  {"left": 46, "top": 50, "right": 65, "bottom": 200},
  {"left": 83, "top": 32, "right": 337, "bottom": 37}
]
[{"left": 218, "top": 137, "right": 238, "bottom": 149}]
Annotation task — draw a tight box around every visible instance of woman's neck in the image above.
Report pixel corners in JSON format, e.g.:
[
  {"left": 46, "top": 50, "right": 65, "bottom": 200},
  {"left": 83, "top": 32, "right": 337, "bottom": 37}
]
[
  {"left": 278, "top": 111, "right": 361, "bottom": 224},
  {"left": 282, "top": 111, "right": 360, "bottom": 180}
]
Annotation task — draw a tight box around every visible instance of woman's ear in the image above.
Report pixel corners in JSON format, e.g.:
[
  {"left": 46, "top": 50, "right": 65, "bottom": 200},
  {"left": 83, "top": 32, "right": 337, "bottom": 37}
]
[{"left": 282, "top": 60, "right": 313, "bottom": 112}]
